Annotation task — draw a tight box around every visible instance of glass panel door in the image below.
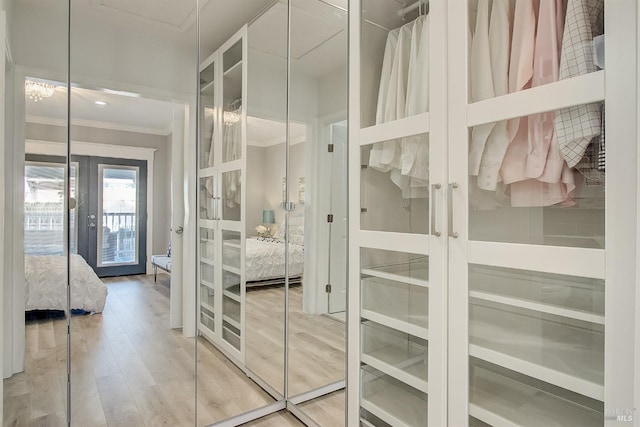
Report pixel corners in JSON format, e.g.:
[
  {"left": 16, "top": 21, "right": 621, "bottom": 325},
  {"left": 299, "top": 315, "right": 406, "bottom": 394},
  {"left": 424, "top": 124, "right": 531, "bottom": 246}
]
[
  {"left": 446, "top": 1, "right": 612, "bottom": 425},
  {"left": 219, "top": 30, "right": 246, "bottom": 358},
  {"left": 352, "top": 0, "right": 447, "bottom": 425},
  {"left": 97, "top": 165, "right": 139, "bottom": 267}
]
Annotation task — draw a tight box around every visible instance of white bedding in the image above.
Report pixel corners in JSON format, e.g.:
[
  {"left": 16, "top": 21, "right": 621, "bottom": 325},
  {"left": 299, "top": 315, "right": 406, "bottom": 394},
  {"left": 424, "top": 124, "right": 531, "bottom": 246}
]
[
  {"left": 25, "top": 254, "right": 108, "bottom": 313},
  {"left": 223, "top": 238, "right": 304, "bottom": 283}
]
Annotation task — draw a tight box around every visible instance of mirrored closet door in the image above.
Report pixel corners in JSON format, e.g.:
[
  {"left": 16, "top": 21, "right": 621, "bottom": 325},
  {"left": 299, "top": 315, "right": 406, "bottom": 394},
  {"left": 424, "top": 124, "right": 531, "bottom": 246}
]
[
  {"left": 195, "top": 0, "right": 348, "bottom": 425},
  {"left": 3, "top": 2, "right": 72, "bottom": 425}
]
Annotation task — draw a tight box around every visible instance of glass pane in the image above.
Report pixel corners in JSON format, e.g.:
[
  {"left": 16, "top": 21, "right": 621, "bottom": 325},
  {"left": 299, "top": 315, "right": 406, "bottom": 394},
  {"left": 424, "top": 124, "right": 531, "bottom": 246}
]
[
  {"left": 360, "top": 248, "right": 429, "bottom": 426},
  {"left": 24, "top": 163, "right": 77, "bottom": 255},
  {"left": 468, "top": 265, "right": 605, "bottom": 425},
  {"left": 223, "top": 40, "right": 242, "bottom": 163},
  {"left": 467, "top": 0, "right": 604, "bottom": 103},
  {"left": 100, "top": 167, "right": 138, "bottom": 265},
  {"left": 221, "top": 170, "right": 241, "bottom": 221},
  {"left": 199, "top": 175, "right": 217, "bottom": 220},
  {"left": 201, "top": 105, "right": 215, "bottom": 169},
  {"left": 360, "top": 0, "right": 429, "bottom": 128},
  {"left": 468, "top": 105, "right": 605, "bottom": 248},
  {"left": 361, "top": 135, "right": 429, "bottom": 234}
]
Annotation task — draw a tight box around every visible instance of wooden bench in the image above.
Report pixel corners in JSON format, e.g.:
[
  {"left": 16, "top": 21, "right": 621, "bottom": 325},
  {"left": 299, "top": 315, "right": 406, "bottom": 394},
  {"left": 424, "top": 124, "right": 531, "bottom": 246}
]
[{"left": 151, "top": 255, "right": 171, "bottom": 282}]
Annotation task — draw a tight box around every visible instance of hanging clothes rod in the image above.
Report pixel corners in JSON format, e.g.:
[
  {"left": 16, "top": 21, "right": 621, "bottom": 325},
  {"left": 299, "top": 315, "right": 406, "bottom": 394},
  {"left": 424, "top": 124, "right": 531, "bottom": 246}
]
[{"left": 398, "top": 0, "right": 428, "bottom": 17}]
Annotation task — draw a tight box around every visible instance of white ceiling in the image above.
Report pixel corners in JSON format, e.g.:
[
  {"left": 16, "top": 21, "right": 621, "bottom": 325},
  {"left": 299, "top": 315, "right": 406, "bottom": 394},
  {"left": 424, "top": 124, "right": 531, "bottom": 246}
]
[
  {"left": 22, "top": 0, "right": 347, "bottom": 135},
  {"left": 25, "top": 80, "right": 176, "bottom": 135}
]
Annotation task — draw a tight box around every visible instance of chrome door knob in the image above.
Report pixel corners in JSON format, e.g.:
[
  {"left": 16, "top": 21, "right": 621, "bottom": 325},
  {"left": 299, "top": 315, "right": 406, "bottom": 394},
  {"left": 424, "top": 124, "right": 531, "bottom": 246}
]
[{"left": 175, "top": 226, "right": 184, "bottom": 235}]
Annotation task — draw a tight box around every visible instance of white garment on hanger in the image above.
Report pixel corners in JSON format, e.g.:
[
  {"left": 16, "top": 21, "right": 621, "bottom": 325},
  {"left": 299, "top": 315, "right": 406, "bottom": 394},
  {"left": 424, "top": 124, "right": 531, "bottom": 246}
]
[
  {"left": 469, "top": 0, "right": 496, "bottom": 176},
  {"left": 204, "top": 107, "right": 215, "bottom": 196},
  {"left": 223, "top": 111, "right": 242, "bottom": 208},
  {"left": 476, "top": 0, "right": 512, "bottom": 191},
  {"left": 370, "top": 29, "right": 400, "bottom": 172},
  {"left": 379, "top": 20, "right": 414, "bottom": 169},
  {"left": 400, "top": 15, "right": 429, "bottom": 190}
]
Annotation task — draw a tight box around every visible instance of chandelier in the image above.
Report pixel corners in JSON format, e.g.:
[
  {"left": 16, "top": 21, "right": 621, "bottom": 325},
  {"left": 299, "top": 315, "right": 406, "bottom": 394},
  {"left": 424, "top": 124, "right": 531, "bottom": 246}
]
[
  {"left": 224, "top": 110, "right": 241, "bottom": 126},
  {"left": 25, "top": 80, "right": 56, "bottom": 102}
]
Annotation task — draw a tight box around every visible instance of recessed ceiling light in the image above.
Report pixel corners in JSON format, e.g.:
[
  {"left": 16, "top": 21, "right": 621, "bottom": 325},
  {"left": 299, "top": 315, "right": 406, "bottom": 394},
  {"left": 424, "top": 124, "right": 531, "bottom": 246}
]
[{"left": 94, "top": 101, "right": 107, "bottom": 106}]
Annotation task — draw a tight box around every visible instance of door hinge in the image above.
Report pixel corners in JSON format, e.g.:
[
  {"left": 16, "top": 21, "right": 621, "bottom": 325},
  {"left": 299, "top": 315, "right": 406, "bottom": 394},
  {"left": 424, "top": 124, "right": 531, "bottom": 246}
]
[
  {"left": 326, "top": 284, "right": 332, "bottom": 293},
  {"left": 327, "top": 214, "right": 334, "bottom": 223},
  {"left": 328, "top": 144, "right": 334, "bottom": 153}
]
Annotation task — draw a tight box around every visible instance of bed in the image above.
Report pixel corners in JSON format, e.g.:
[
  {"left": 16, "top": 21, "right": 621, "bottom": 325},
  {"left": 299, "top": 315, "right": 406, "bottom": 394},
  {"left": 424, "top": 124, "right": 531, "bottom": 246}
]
[
  {"left": 221, "top": 237, "right": 304, "bottom": 286},
  {"left": 25, "top": 254, "right": 108, "bottom": 313}
]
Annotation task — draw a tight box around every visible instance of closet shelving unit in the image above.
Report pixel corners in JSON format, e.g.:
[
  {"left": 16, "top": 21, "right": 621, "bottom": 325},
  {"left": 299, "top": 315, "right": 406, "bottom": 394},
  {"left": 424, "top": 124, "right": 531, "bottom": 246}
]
[
  {"left": 349, "top": 0, "right": 638, "bottom": 426},
  {"left": 349, "top": 0, "right": 448, "bottom": 425},
  {"left": 198, "top": 25, "right": 248, "bottom": 364}
]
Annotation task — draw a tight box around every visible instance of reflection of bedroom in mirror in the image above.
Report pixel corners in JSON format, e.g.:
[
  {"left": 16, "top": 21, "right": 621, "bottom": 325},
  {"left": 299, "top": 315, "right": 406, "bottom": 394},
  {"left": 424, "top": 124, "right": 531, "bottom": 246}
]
[{"left": 4, "top": 1, "right": 198, "bottom": 425}]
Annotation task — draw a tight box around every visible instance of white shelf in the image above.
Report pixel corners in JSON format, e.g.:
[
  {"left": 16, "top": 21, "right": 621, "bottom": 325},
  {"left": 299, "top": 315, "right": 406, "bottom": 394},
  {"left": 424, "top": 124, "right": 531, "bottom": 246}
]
[
  {"left": 200, "top": 237, "right": 215, "bottom": 243},
  {"left": 199, "top": 219, "right": 216, "bottom": 229},
  {"left": 361, "top": 266, "right": 429, "bottom": 288},
  {"left": 223, "top": 289, "right": 240, "bottom": 302},
  {"left": 470, "top": 291, "right": 605, "bottom": 325},
  {"left": 200, "top": 79, "right": 215, "bottom": 94},
  {"left": 223, "top": 240, "right": 241, "bottom": 249},
  {"left": 223, "top": 314, "right": 240, "bottom": 331},
  {"left": 359, "top": 419, "right": 376, "bottom": 427},
  {"left": 201, "top": 301, "right": 215, "bottom": 313},
  {"left": 222, "top": 264, "right": 241, "bottom": 276},
  {"left": 200, "top": 279, "right": 215, "bottom": 290},
  {"left": 362, "top": 309, "right": 428, "bottom": 340},
  {"left": 200, "top": 257, "right": 215, "bottom": 267},
  {"left": 467, "top": 71, "right": 605, "bottom": 127},
  {"left": 361, "top": 352, "right": 428, "bottom": 393},
  {"left": 223, "top": 60, "right": 242, "bottom": 77},
  {"left": 469, "top": 365, "right": 603, "bottom": 427},
  {"left": 360, "top": 112, "right": 430, "bottom": 146},
  {"left": 199, "top": 166, "right": 216, "bottom": 178},
  {"left": 470, "top": 303, "right": 604, "bottom": 400},
  {"left": 361, "top": 374, "right": 427, "bottom": 427}
]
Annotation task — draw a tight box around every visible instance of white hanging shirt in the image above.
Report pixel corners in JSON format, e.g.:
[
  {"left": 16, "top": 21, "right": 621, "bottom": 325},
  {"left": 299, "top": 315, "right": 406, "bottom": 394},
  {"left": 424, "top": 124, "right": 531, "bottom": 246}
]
[
  {"left": 476, "top": 0, "right": 512, "bottom": 191},
  {"left": 370, "top": 29, "right": 399, "bottom": 172},
  {"left": 468, "top": 0, "right": 496, "bottom": 176}
]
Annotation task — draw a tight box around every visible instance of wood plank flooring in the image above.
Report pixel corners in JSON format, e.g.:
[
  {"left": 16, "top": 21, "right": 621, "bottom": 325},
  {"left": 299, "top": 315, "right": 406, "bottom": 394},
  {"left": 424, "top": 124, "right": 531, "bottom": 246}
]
[{"left": 3, "top": 274, "right": 345, "bottom": 427}]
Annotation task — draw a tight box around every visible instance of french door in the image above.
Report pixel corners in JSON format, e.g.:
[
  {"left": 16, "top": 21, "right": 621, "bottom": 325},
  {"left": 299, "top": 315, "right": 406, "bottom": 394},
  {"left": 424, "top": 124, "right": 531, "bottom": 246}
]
[{"left": 76, "top": 156, "right": 148, "bottom": 277}]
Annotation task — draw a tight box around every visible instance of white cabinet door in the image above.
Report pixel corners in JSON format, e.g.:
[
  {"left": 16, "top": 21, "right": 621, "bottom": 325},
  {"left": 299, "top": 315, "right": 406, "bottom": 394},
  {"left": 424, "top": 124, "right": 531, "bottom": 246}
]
[
  {"left": 348, "top": 1, "right": 448, "bottom": 425},
  {"left": 447, "top": 0, "right": 638, "bottom": 425}
]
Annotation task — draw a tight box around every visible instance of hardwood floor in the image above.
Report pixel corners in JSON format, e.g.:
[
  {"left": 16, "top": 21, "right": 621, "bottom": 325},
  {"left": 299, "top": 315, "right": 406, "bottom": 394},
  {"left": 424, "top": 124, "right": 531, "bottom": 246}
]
[{"left": 3, "top": 274, "right": 345, "bottom": 427}]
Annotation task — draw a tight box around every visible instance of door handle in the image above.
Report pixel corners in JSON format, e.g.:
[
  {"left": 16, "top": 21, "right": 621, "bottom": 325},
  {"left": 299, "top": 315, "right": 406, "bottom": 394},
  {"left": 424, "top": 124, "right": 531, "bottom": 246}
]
[
  {"left": 175, "top": 226, "right": 184, "bottom": 235},
  {"left": 430, "top": 183, "right": 441, "bottom": 237},
  {"left": 448, "top": 182, "right": 459, "bottom": 238},
  {"left": 88, "top": 222, "right": 96, "bottom": 228}
]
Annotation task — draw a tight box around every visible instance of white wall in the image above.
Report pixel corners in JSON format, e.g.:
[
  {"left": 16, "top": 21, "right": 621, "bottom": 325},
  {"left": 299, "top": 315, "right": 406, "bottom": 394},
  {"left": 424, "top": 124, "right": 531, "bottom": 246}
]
[
  {"left": 246, "top": 146, "right": 266, "bottom": 236},
  {"left": 25, "top": 122, "right": 172, "bottom": 255}
]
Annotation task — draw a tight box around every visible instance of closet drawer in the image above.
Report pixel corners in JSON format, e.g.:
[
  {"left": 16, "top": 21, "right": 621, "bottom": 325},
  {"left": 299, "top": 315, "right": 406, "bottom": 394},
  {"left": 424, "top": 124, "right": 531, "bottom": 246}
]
[
  {"left": 200, "top": 284, "right": 214, "bottom": 307},
  {"left": 222, "top": 231, "right": 241, "bottom": 270},
  {"left": 361, "top": 365, "right": 428, "bottom": 427},
  {"left": 470, "top": 265, "right": 605, "bottom": 323},
  {"left": 201, "top": 263, "right": 215, "bottom": 286},
  {"left": 469, "top": 300, "right": 604, "bottom": 400},
  {"left": 361, "top": 277, "right": 428, "bottom": 338},
  {"left": 361, "top": 320, "right": 428, "bottom": 392},
  {"left": 469, "top": 359, "right": 603, "bottom": 427},
  {"left": 200, "top": 227, "right": 215, "bottom": 261},
  {"left": 200, "top": 306, "right": 215, "bottom": 332}
]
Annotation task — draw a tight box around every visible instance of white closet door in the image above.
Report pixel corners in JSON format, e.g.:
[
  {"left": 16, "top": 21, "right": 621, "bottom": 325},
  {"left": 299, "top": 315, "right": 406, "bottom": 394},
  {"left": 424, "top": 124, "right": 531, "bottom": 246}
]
[
  {"left": 198, "top": 52, "right": 219, "bottom": 343},
  {"left": 447, "top": 0, "right": 638, "bottom": 426},
  {"left": 348, "top": 0, "right": 448, "bottom": 425},
  {"left": 218, "top": 28, "right": 247, "bottom": 362}
]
